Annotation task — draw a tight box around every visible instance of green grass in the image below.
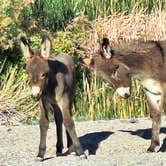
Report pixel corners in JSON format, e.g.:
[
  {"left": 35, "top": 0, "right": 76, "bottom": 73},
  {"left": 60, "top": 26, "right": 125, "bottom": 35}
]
[{"left": 23, "top": 0, "right": 166, "bottom": 31}]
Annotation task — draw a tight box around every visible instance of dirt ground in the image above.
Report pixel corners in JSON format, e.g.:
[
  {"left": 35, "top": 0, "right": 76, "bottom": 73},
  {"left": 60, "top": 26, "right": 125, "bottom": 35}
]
[{"left": 0, "top": 116, "right": 166, "bottom": 166}]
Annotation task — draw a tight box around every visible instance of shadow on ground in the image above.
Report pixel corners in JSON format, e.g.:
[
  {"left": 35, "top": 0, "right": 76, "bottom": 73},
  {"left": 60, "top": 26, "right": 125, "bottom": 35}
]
[
  {"left": 79, "top": 131, "right": 114, "bottom": 155},
  {"left": 41, "top": 131, "right": 113, "bottom": 161},
  {"left": 119, "top": 127, "right": 166, "bottom": 152}
]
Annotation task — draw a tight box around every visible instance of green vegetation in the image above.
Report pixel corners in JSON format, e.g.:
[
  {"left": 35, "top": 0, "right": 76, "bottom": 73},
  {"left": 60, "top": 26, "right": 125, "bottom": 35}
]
[
  {"left": 0, "top": 0, "right": 165, "bottom": 124},
  {"left": 23, "top": 0, "right": 166, "bottom": 31}
]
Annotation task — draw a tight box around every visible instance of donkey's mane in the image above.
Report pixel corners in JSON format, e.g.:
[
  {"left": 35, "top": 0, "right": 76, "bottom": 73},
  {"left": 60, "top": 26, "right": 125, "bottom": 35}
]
[
  {"left": 110, "top": 39, "right": 166, "bottom": 55},
  {"left": 105, "top": 39, "right": 166, "bottom": 66}
]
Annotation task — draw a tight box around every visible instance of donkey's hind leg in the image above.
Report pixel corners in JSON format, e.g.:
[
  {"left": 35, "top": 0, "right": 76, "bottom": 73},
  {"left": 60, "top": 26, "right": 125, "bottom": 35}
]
[
  {"left": 53, "top": 104, "right": 64, "bottom": 155},
  {"left": 58, "top": 95, "right": 85, "bottom": 157},
  {"left": 66, "top": 130, "right": 73, "bottom": 148}
]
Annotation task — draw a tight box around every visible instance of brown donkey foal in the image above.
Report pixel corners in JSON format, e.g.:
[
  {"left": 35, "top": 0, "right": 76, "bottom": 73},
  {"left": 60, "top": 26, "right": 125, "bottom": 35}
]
[
  {"left": 20, "top": 35, "right": 85, "bottom": 160},
  {"left": 80, "top": 37, "right": 166, "bottom": 153}
]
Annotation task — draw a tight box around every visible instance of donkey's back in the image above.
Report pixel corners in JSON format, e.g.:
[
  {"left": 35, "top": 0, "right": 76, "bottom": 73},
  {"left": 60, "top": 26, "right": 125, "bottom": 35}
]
[
  {"left": 48, "top": 52, "right": 74, "bottom": 98},
  {"left": 50, "top": 52, "right": 73, "bottom": 67}
]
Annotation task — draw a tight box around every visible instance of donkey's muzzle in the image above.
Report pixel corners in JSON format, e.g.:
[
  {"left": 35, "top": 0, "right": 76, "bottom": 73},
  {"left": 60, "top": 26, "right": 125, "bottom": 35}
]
[
  {"left": 31, "top": 86, "right": 42, "bottom": 101},
  {"left": 31, "top": 95, "right": 41, "bottom": 101},
  {"left": 116, "top": 87, "right": 131, "bottom": 99}
]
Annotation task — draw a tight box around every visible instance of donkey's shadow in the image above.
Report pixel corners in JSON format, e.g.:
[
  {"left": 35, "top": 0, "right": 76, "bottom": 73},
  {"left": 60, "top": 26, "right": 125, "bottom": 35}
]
[
  {"left": 79, "top": 131, "right": 113, "bottom": 155},
  {"left": 119, "top": 127, "right": 166, "bottom": 152},
  {"left": 42, "top": 131, "right": 113, "bottom": 161}
]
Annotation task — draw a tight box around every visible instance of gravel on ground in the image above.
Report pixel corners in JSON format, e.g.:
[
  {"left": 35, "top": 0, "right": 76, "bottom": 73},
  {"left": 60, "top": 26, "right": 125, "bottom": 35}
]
[{"left": 0, "top": 117, "right": 166, "bottom": 166}]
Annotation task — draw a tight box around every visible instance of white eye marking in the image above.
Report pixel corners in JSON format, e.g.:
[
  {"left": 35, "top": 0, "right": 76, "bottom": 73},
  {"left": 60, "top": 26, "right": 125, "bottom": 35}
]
[
  {"left": 31, "top": 86, "right": 41, "bottom": 97},
  {"left": 116, "top": 87, "right": 130, "bottom": 98}
]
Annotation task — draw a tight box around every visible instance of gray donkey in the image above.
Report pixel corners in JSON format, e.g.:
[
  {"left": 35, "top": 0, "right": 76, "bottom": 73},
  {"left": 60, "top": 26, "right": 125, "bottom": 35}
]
[
  {"left": 20, "top": 35, "right": 85, "bottom": 160},
  {"left": 80, "top": 37, "right": 166, "bottom": 153}
]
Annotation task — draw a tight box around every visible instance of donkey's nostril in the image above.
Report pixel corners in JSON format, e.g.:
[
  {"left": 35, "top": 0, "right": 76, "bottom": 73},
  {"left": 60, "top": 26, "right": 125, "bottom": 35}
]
[
  {"left": 31, "top": 95, "right": 40, "bottom": 101},
  {"left": 116, "top": 87, "right": 130, "bottom": 99},
  {"left": 124, "top": 93, "right": 130, "bottom": 98}
]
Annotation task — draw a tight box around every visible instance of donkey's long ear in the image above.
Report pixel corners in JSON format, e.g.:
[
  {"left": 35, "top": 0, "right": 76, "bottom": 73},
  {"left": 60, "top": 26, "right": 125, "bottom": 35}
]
[
  {"left": 20, "top": 36, "right": 33, "bottom": 60},
  {"left": 79, "top": 56, "right": 94, "bottom": 67},
  {"left": 100, "top": 37, "right": 112, "bottom": 59},
  {"left": 41, "top": 35, "right": 51, "bottom": 59}
]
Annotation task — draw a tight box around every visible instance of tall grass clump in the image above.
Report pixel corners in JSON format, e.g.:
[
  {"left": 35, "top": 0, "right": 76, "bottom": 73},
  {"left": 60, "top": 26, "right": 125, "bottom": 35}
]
[
  {"left": 0, "top": 65, "right": 39, "bottom": 125},
  {"left": 24, "top": 0, "right": 166, "bottom": 31}
]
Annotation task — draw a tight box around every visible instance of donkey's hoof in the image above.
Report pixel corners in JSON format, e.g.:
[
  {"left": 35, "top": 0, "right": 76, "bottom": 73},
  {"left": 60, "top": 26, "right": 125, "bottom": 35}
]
[
  {"left": 68, "top": 145, "right": 85, "bottom": 157},
  {"left": 155, "top": 146, "right": 160, "bottom": 152},
  {"left": 147, "top": 141, "right": 160, "bottom": 152},
  {"left": 56, "top": 149, "right": 63, "bottom": 156},
  {"left": 37, "top": 147, "right": 46, "bottom": 159},
  {"left": 76, "top": 148, "right": 84, "bottom": 156},
  {"left": 147, "top": 146, "right": 160, "bottom": 153},
  {"left": 79, "top": 153, "right": 87, "bottom": 159},
  {"left": 35, "top": 156, "right": 44, "bottom": 162},
  {"left": 147, "top": 148, "right": 154, "bottom": 153},
  {"left": 69, "top": 151, "right": 87, "bottom": 159},
  {"left": 147, "top": 146, "right": 155, "bottom": 152},
  {"left": 56, "top": 152, "right": 63, "bottom": 157},
  {"left": 70, "top": 151, "right": 77, "bottom": 156},
  {"left": 36, "top": 151, "right": 45, "bottom": 161}
]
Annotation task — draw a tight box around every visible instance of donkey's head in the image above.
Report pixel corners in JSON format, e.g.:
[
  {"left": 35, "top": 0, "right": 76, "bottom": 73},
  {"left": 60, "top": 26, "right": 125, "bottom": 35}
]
[
  {"left": 20, "top": 35, "right": 51, "bottom": 100},
  {"left": 80, "top": 37, "right": 131, "bottom": 99}
]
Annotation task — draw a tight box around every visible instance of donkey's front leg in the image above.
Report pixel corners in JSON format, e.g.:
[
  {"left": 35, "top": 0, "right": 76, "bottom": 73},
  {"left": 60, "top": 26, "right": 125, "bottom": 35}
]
[
  {"left": 147, "top": 110, "right": 161, "bottom": 152},
  {"left": 37, "top": 100, "right": 49, "bottom": 159},
  {"left": 146, "top": 96, "right": 161, "bottom": 152}
]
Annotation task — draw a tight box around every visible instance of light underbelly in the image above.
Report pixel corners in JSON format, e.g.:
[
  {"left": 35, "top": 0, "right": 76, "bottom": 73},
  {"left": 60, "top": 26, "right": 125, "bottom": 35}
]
[{"left": 141, "top": 79, "right": 162, "bottom": 110}]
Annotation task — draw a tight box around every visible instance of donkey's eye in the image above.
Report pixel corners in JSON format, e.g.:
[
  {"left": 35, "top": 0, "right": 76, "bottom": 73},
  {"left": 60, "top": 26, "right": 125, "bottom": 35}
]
[
  {"left": 111, "top": 65, "right": 119, "bottom": 78},
  {"left": 41, "top": 73, "right": 48, "bottom": 79},
  {"left": 111, "top": 70, "right": 118, "bottom": 77}
]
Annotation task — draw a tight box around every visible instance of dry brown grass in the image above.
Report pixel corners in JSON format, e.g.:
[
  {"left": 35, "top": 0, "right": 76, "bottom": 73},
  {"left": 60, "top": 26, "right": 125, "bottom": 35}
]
[{"left": 79, "top": 11, "right": 166, "bottom": 51}]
